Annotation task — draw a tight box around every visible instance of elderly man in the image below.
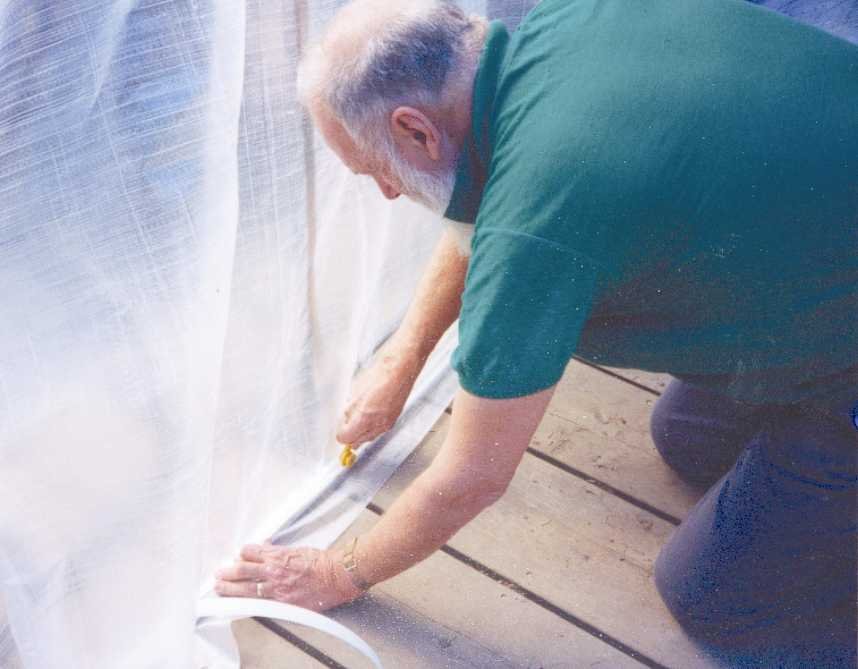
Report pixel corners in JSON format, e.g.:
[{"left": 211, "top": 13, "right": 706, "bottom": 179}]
[{"left": 216, "top": 0, "right": 858, "bottom": 660}]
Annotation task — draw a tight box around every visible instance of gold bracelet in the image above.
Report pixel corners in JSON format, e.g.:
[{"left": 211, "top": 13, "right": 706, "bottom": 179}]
[{"left": 342, "top": 537, "right": 372, "bottom": 591}]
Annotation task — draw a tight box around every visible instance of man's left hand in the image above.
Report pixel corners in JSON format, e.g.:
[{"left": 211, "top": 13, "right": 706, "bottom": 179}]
[{"left": 214, "top": 541, "right": 364, "bottom": 612}]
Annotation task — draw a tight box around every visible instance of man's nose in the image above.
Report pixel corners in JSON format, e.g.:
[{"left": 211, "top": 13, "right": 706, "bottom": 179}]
[{"left": 373, "top": 176, "right": 400, "bottom": 200}]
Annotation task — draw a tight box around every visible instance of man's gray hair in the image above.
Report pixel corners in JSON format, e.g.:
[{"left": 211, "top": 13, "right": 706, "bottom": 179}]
[{"left": 298, "top": 0, "right": 484, "bottom": 149}]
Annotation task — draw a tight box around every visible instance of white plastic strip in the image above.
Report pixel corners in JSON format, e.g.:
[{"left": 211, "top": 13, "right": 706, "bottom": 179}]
[{"left": 197, "top": 595, "right": 382, "bottom": 669}]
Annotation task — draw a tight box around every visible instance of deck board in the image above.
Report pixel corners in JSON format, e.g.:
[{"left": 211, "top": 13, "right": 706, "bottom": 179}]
[
  {"left": 371, "top": 416, "right": 715, "bottom": 668},
  {"left": 258, "top": 511, "right": 640, "bottom": 668},
  {"left": 233, "top": 619, "right": 328, "bottom": 668},
  {"left": 534, "top": 361, "right": 700, "bottom": 520},
  {"left": 236, "top": 365, "right": 721, "bottom": 668},
  {"left": 595, "top": 364, "right": 669, "bottom": 395}
]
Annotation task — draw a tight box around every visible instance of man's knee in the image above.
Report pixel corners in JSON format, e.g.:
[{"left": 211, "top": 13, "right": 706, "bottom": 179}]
[
  {"left": 650, "top": 380, "right": 750, "bottom": 487},
  {"left": 655, "top": 537, "right": 857, "bottom": 664},
  {"left": 653, "top": 524, "right": 723, "bottom": 643},
  {"left": 649, "top": 386, "right": 717, "bottom": 486},
  {"left": 653, "top": 432, "right": 858, "bottom": 662},
  {"left": 649, "top": 388, "right": 689, "bottom": 474},
  {"left": 654, "top": 520, "right": 778, "bottom": 650}
]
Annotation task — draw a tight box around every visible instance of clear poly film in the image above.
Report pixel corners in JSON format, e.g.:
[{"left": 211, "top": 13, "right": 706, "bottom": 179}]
[
  {"left": 5, "top": 0, "right": 843, "bottom": 666},
  {"left": 0, "top": 1, "right": 505, "bottom": 666}
]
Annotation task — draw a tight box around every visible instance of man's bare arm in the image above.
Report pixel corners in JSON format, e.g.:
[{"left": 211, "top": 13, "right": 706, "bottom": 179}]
[
  {"left": 217, "top": 384, "right": 554, "bottom": 610},
  {"left": 393, "top": 226, "right": 470, "bottom": 363},
  {"left": 337, "top": 227, "right": 470, "bottom": 445},
  {"left": 342, "top": 384, "right": 555, "bottom": 586}
]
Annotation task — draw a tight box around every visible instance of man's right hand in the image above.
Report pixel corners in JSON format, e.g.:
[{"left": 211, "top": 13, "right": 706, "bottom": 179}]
[
  {"left": 337, "top": 228, "right": 470, "bottom": 447},
  {"left": 336, "top": 339, "right": 423, "bottom": 447}
]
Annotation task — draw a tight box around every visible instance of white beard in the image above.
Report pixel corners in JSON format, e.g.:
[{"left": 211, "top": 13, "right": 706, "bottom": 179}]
[
  {"left": 390, "top": 154, "right": 456, "bottom": 216},
  {"left": 387, "top": 148, "right": 473, "bottom": 255}
]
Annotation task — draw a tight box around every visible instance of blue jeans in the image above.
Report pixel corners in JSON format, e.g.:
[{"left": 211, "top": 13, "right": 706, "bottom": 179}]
[
  {"left": 747, "top": 0, "right": 858, "bottom": 45},
  {"left": 651, "top": 380, "right": 857, "bottom": 667}
]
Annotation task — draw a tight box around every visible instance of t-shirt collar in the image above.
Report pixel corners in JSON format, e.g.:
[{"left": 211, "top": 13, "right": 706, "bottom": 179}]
[{"left": 443, "top": 20, "right": 510, "bottom": 225}]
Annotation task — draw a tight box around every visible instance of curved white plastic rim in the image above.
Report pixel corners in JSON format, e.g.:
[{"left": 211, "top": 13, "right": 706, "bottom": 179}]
[{"left": 196, "top": 596, "right": 382, "bottom": 669}]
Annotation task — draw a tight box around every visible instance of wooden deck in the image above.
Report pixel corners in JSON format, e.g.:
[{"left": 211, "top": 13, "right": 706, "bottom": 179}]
[{"left": 233, "top": 360, "right": 722, "bottom": 668}]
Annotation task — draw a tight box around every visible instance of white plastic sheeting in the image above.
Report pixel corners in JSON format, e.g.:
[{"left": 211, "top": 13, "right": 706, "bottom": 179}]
[
  {"left": 6, "top": 0, "right": 847, "bottom": 666},
  {"left": 0, "top": 1, "right": 495, "bottom": 666},
  {"left": 196, "top": 598, "right": 383, "bottom": 668}
]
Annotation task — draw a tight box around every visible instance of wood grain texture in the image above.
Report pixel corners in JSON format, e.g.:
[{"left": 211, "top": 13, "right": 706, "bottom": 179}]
[
  {"left": 248, "top": 511, "right": 641, "bottom": 669},
  {"left": 372, "top": 415, "right": 717, "bottom": 668},
  {"left": 233, "top": 618, "right": 329, "bottom": 669},
  {"left": 534, "top": 361, "right": 701, "bottom": 521},
  {"left": 237, "top": 365, "right": 720, "bottom": 668},
  {"left": 597, "top": 365, "right": 670, "bottom": 395}
]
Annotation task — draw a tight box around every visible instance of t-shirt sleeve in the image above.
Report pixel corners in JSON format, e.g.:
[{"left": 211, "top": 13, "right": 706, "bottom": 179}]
[{"left": 452, "top": 227, "right": 601, "bottom": 399}]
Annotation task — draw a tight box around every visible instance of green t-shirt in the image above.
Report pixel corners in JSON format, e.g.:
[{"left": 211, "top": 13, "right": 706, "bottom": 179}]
[{"left": 445, "top": 0, "right": 858, "bottom": 404}]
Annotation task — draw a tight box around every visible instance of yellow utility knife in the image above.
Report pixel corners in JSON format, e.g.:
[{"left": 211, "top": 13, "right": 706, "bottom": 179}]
[{"left": 339, "top": 443, "right": 357, "bottom": 468}]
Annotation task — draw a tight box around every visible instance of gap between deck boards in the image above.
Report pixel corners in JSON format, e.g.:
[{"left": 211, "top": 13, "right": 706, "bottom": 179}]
[
  {"left": 363, "top": 502, "right": 669, "bottom": 669},
  {"left": 249, "top": 361, "right": 685, "bottom": 668},
  {"left": 252, "top": 491, "right": 669, "bottom": 669},
  {"left": 444, "top": 360, "right": 681, "bottom": 525}
]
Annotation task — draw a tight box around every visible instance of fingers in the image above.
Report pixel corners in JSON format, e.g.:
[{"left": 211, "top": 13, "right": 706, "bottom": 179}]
[
  {"left": 214, "top": 546, "right": 359, "bottom": 612},
  {"left": 337, "top": 412, "right": 391, "bottom": 446},
  {"left": 217, "top": 561, "right": 266, "bottom": 582},
  {"left": 336, "top": 415, "right": 367, "bottom": 446},
  {"left": 337, "top": 396, "right": 388, "bottom": 445},
  {"left": 214, "top": 579, "right": 259, "bottom": 598},
  {"left": 240, "top": 544, "right": 266, "bottom": 563},
  {"left": 239, "top": 543, "right": 307, "bottom": 568},
  {"left": 214, "top": 578, "right": 305, "bottom": 607},
  {"left": 215, "top": 546, "right": 321, "bottom": 602}
]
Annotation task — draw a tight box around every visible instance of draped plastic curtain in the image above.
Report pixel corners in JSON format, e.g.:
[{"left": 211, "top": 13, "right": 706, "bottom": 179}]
[
  {"left": 4, "top": 0, "right": 848, "bottom": 667},
  {"left": 4, "top": 0, "right": 849, "bottom": 667},
  {"left": 0, "top": 1, "right": 496, "bottom": 666}
]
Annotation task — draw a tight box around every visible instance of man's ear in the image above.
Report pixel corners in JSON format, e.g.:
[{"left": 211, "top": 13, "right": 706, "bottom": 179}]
[{"left": 390, "top": 107, "right": 443, "bottom": 162}]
